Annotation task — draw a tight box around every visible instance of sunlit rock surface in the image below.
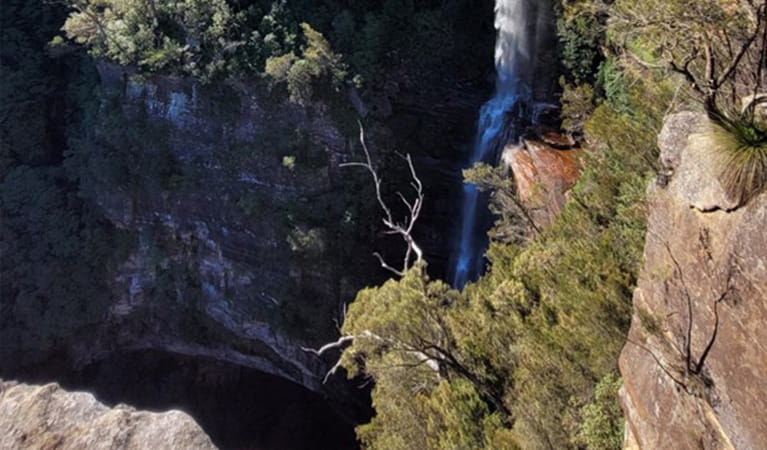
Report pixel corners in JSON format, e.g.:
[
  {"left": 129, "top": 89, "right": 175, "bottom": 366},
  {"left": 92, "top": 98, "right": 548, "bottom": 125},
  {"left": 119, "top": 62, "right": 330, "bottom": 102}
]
[
  {"left": 0, "top": 380, "right": 216, "bottom": 450},
  {"left": 502, "top": 137, "right": 582, "bottom": 227},
  {"left": 619, "top": 112, "right": 767, "bottom": 449}
]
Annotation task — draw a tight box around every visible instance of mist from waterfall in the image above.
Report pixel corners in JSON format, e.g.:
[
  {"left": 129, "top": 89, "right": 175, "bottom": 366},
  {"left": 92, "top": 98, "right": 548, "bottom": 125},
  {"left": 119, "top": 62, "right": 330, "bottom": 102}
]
[{"left": 452, "top": 0, "right": 548, "bottom": 288}]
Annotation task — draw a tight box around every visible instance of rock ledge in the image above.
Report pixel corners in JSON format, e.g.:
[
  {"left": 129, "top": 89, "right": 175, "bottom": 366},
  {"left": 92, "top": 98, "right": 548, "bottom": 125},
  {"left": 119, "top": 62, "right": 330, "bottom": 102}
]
[{"left": 0, "top": 380, "right": 216, "bottom": 450}]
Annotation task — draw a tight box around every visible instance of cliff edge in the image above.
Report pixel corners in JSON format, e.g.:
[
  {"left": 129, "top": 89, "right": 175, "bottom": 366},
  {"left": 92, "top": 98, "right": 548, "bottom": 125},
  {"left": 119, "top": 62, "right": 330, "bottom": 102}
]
[{"left": 619, "top": 112, "right": 767, "bottom": 449}]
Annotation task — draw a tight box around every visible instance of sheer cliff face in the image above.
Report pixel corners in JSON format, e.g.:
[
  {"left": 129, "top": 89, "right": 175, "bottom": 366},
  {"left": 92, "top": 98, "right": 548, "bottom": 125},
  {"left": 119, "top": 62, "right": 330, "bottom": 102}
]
[
  {"left": 620, "top": 113, "right": 767, "bottom": 449},
  {"left": 83, "top": 63, "right": 374, "bottom": 393},
  {"left": 62, "top": 63, "right": 486, "bottom": 398}
]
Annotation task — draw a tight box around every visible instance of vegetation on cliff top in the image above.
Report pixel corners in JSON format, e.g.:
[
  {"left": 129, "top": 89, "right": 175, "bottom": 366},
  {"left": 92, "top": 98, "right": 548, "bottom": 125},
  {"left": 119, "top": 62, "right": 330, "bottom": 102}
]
[
  {"left": 59, "top": 0, "right": 492, "bottom": 98},
  {"left": 610, "top": 0, "right": 767, "bottom": 204}
]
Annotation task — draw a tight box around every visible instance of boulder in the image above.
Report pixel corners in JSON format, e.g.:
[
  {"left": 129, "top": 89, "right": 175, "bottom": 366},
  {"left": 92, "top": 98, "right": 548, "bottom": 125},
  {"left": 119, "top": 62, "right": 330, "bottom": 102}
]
[
  {"left": 0, "top": 380, "right": 216, "bottom": 450},
  {"left": 502, "top": 137, "right": 582, "bottom": 227}
]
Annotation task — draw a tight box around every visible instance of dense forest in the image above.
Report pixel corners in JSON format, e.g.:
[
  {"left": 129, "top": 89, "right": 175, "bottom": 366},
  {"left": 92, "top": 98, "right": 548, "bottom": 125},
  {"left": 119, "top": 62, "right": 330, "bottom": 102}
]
[{"left": 1, "top": 0, "right": 765, "bottom": 449}]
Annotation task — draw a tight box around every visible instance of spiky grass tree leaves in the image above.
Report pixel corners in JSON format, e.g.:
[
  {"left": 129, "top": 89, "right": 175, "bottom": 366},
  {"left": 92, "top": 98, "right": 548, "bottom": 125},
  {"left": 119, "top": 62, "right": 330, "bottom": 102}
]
[{"left": 706, "top": 120, "right": 767, "bottom": 205}]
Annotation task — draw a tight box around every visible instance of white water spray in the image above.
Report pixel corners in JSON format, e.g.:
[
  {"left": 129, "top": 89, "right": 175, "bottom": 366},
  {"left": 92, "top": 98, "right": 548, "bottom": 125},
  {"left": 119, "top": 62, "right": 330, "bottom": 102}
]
[{"left": 452, "top": 0, "right": 547, "bottom": 288}]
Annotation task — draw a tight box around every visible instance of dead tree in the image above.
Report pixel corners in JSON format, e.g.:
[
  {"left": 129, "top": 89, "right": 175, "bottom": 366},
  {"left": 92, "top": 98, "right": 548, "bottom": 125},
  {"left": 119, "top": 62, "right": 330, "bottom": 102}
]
[
  {"left": 340, "top": 122, "right": 424, "bottom": 277},
  {"left": 667, "top": 4, "right": 766, "bottom": 124},
  {"left": 303, "top": 122, "right": 426, "bottom": 383}
]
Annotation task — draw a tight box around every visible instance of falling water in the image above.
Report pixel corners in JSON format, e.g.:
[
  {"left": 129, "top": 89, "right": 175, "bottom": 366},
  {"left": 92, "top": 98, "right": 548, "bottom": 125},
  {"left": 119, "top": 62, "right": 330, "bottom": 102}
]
[{"left": 452, "top": 0, "right": 548, "bottom": 288}]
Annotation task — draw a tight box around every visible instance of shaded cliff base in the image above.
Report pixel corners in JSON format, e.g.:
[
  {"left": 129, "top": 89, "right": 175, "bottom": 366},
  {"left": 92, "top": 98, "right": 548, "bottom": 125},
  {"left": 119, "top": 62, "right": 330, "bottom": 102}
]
[{"left": 4, "top": 350, "right": 359, "bottom": 450}]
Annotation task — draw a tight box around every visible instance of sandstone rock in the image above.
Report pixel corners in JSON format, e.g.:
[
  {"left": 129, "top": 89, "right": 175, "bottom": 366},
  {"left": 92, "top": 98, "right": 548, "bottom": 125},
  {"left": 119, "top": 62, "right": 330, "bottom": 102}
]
[
  {"left": 619, "top": 112, "right": 767, "bottom": 450},
  {"left": 678, "top": 137, "right": 740, "bottom": 212},
  {"left": 0, "top": 380, "right": 216, "bottom": 450},
  {"left": 502, "top": 138, "right": 582, "bottom": 227},
  {"left": 540, "top": 130, "right": 576, "bottom": 149},
  {"left": 658, "top": 111, "right": 707, "bottom": 172}
]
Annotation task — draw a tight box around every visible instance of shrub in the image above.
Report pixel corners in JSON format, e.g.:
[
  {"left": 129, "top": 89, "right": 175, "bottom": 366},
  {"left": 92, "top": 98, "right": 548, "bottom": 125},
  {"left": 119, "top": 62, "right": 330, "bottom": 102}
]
[
  {"left": 577, "top": 373, "right": 624, "bottom": 450},
  {"left": 264, "top": 52, "right": 297, "bottom": 81},
  {"left": 557, "top": 7, "right": 605, "bottom": 84},
  {"left": 282, "top": 155, "right": 296, "bottom": 170},
  {"left": 287, "top": 226, "right": 326, "bottom": 255},
  {"left": 560, "top": 79, "right": 595, "bottom": 136},
  {"left": 264, "top": 23, "right": 344, "bottom": 104}
]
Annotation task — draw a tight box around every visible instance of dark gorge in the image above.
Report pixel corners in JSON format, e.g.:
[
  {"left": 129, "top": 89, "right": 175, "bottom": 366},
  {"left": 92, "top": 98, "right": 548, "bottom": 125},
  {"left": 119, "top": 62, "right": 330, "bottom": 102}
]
[
  {"left": 6, "top": 0, "right": 763, "bottom": 447},
  {"left": 1, "top": 0, "right": 497, "bottom": 446}
]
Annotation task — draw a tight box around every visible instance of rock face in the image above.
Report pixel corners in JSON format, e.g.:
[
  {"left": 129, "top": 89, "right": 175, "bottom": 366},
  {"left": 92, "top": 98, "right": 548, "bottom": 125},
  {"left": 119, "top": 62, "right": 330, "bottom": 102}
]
[
  {"left": 0, "top": 380, "right": 216, "bottom": 450},
  {"left": 82, "top": 63, "right": 370, "bottom": 395},
  {"left": 2, "top": 60, "right": 488, "bottom": 438},
  {"left": 619, "top": 112, "right": 767, "bottom": 449},
  {"left": 9, "top": 62, "right": 485, "bottom": 421},
  {"left": 502, "top": 137, "right": 582, "bottom": 227}
]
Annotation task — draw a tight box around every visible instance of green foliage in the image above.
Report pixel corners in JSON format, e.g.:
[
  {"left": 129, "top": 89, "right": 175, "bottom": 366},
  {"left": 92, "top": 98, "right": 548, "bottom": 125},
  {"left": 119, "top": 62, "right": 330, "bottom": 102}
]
[
  {"left": 464, "top": 163, "right": 532, "bottom": 244},
  {"left": 340, "top": 264, "right": 519, "bottom": 449},
  {"left": 560, "top": 80, "right": 595, "bottom": 136},
  {"left": 61, "top": 0, "right": 492, "bottom": 92},
  {"left": 265, "top": 23, "right": 346, "bottom": 104},
  {"left": 0, "top": 0, "right": 135, "bottom": 370},
  {"left": 0, "top": 166, "right": 129, "bottom": 366},
  {"left": 63, "top": 0, "right": 235, "bottom": 80},
  {"left": 481, "top": 62, "right": 671, "bottom": 448},
  {"left": 556, "top": 1, "right": 609, "bottom": 84},
  {"left": 610, "top": 0, "right": 765, "bottom": 122},
  {"left": 282, "top": 155, "right": 297, "bottom": 170},
  {"left": 264, "top": 52, "right": 297, "bottom": 81},
  {"left": 577, "top": 373, "right": 625, "bottom": 450},
  {"left": 341, "top": 32, "right": 675, "bottom": 450},
  {"left": 596, "top": 56, "right": 630, "bottom": 113},
  {"left": 287, "top": 226, "right": 326, "bottom": 256}
]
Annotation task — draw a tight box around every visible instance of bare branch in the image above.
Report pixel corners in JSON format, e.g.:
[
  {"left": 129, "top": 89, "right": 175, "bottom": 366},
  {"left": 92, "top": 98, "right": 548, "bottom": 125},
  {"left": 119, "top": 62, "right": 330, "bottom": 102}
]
[
  {"left": 322, "top": 358, "right": 345, "bottom": 384},
  {"left": 626, "top": 337, "right": 688, "bottom": 390},
  {"left": 373, "top": 252, "right": 405, "bottom": 277},
  {"left": 342, "top": 122, "right": 425, "bottom": 275},
  {"left": 301, "top": 335, "right": 354, "bottom": 357},
  {"left": 716, "top": 6, "right": 765, "bottom": 87}
]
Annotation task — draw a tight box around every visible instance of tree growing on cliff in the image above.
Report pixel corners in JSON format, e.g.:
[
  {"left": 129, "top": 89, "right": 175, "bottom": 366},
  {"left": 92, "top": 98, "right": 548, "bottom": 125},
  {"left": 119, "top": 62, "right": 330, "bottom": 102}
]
[
  {"left": 61, "top": 0, "right": 235, "bottom": 78},
  {"left": 611, "top": 0, "right": 766, "bottom": 122},
  {"left": 611, "top": 0, "right": 767, "bottom": 203},
  {"left": 265, "top": 23, "right": 346, "bottom": 105},
  {"left": 303, "top": 125, "right": 521, "bottom": 448}
]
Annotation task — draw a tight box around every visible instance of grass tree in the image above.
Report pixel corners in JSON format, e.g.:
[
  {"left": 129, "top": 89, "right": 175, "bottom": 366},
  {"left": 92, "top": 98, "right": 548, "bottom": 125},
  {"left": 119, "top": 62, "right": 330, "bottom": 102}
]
[{"left": 612, "top": 0, "right": 767, "bottom": 203}]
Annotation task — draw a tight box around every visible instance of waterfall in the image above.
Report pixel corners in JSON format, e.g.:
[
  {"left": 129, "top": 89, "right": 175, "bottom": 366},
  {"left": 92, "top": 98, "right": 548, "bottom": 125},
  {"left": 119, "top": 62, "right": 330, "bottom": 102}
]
[{"left": 452, "top": 0, "right": 549, "bottom": 288}]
